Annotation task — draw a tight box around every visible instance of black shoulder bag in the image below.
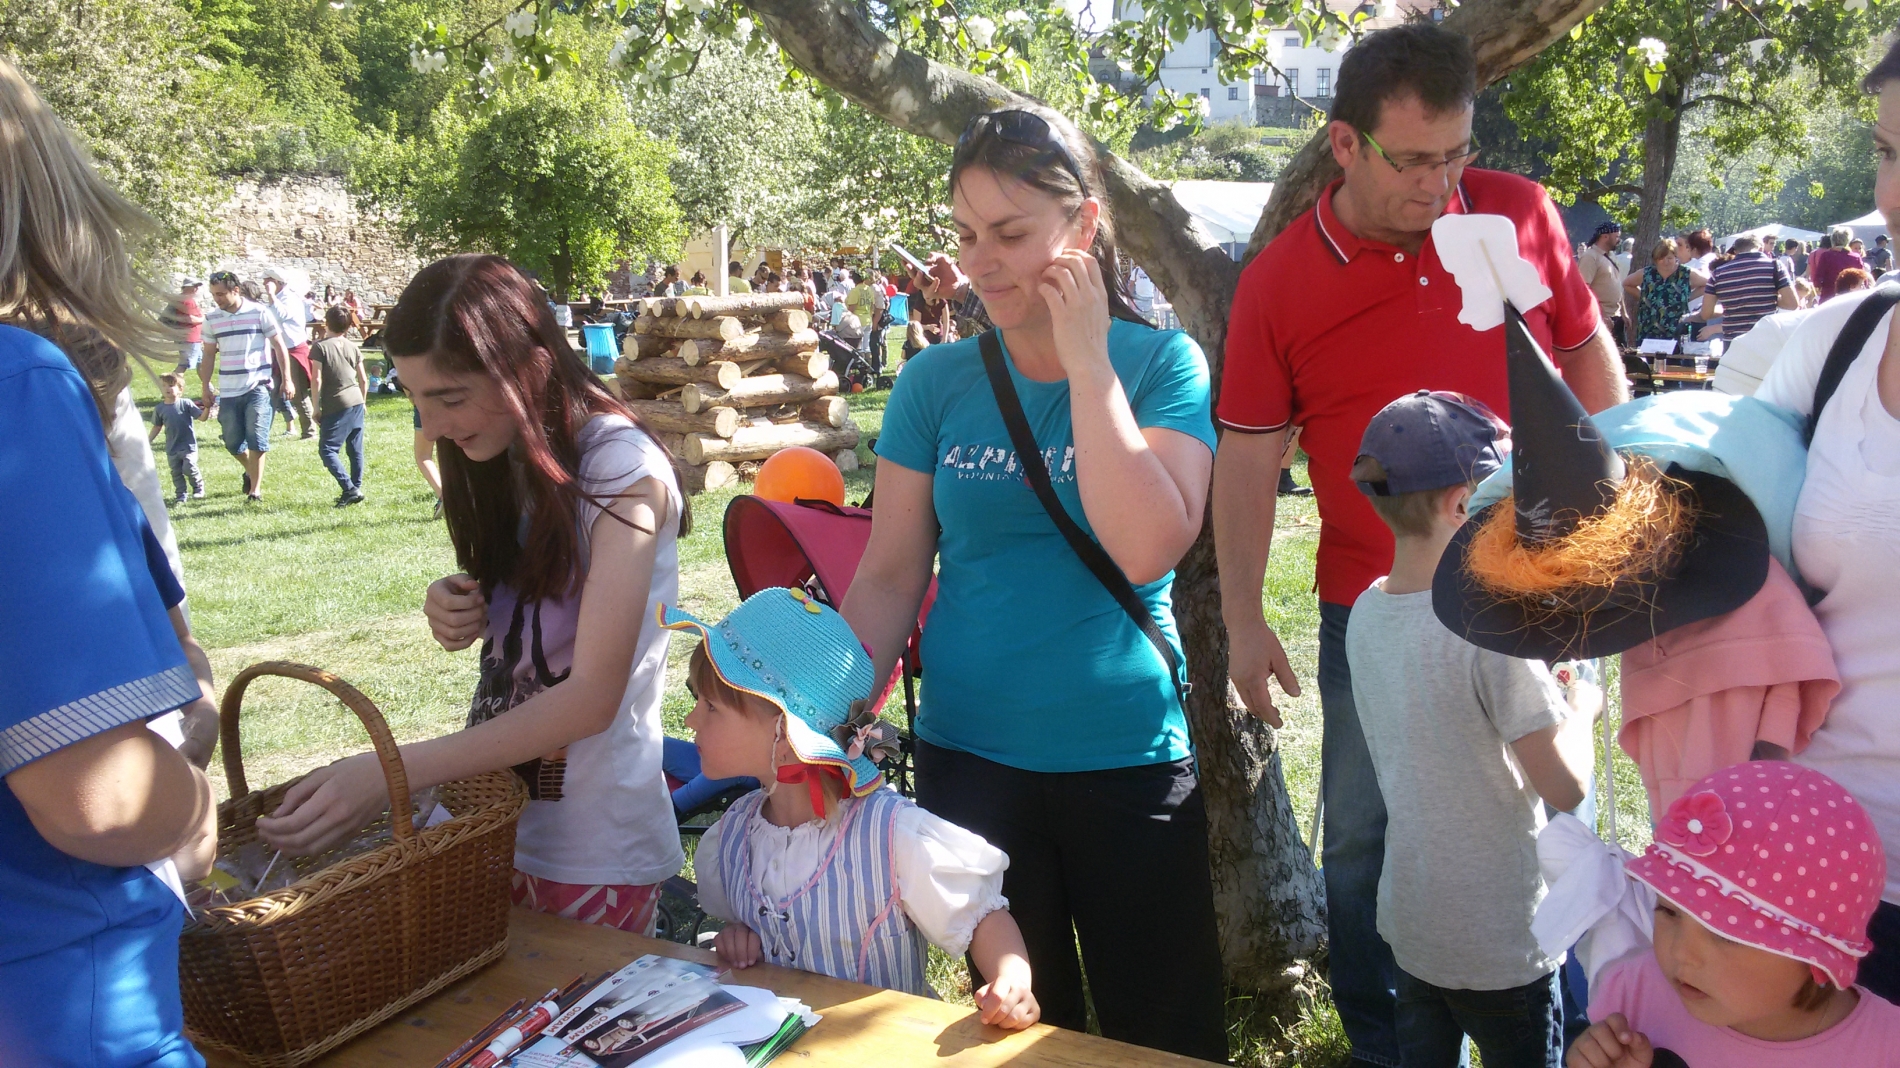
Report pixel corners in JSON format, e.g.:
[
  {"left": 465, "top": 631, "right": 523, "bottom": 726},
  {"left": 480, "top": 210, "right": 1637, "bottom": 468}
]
[
  {"left": 975, "top": 330, "right": 1189, "bottom": 711},
  {"left": 1806, "top": 282, "right": 1900, "bottom": 446}
]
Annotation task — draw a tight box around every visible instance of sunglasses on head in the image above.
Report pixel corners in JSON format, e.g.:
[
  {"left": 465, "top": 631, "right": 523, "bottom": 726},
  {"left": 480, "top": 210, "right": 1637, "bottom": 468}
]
[
  {"left": 209, "top": 271, "right": 239, "bottom": 286},
  {"left": 956, "top": 109, "right": 1090, "bottom": 195}
]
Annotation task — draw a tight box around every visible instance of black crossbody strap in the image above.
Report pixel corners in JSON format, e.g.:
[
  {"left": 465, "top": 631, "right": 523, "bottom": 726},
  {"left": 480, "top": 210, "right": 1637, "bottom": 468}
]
[
  {"left": 1808, "top": 282, "right": 1900, "bottom": 446},
  {"left": 976, "top": 330, "right": 1188, "bottom": 711}
]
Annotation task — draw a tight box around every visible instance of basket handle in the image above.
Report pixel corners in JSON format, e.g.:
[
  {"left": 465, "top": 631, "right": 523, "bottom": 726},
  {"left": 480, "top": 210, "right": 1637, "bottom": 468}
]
[{"left": 219, "top": 661, "right": 417, "bottom": 843}]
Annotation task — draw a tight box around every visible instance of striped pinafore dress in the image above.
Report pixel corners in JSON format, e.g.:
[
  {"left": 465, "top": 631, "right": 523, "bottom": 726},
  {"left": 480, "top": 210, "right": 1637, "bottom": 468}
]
[{"left": 711, "top": 786, "right": 933, "bottom": 996}]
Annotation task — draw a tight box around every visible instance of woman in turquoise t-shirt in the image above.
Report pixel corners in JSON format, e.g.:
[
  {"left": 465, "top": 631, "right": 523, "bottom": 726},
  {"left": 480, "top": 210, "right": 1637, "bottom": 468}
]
[{"left": 841, "top": 105, "right": 1224, "bottom": 1062}]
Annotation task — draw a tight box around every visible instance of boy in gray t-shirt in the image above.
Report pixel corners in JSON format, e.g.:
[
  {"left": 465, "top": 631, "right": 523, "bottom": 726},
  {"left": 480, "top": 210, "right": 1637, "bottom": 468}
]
[{"left": 1342, "top": 391, "right": 1595, "bottom": 1068}]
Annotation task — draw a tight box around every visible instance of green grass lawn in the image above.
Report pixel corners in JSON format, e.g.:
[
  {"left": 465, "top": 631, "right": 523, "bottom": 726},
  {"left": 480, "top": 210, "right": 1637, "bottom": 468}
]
[{"left": 140, "top": 369, "right": 1650, "bottom": 1067}]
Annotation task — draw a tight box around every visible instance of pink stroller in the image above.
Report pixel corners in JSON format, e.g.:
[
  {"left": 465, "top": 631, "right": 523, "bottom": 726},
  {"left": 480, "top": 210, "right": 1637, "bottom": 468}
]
[{"left": 722, "top": 494, "right": 935, "bottom": 796}]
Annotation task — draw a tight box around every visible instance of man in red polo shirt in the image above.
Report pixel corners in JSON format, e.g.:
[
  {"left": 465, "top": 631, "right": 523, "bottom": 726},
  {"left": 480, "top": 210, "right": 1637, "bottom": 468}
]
[{"left": 1211, "top": 24, "right": 1624, "bottom": 1068}]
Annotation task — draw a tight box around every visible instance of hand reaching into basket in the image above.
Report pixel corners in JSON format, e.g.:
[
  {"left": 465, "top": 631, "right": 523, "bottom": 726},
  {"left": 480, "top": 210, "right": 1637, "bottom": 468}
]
[
  {"left": 426, "top": 573, "right": 488, "bottom": 651},
  {"left": 254, "top": 750, "right": 390, "bottom": 856}
]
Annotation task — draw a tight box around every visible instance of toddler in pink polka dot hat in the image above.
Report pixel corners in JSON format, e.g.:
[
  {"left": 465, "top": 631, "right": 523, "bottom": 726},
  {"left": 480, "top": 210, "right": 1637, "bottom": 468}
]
[{"left": 1570, "top": 762, "right": 1900, "bottom": 1068}]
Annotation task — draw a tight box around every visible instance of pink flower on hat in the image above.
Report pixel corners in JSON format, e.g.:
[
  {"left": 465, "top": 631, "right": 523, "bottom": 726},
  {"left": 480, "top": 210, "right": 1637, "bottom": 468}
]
[{"left": 1656, "top": 790, "right": 1732, "bottom": 857}]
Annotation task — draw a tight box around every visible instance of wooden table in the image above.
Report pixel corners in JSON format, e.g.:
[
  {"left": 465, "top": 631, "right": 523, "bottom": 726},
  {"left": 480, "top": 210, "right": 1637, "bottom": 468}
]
[{"left": 202, "top": 908, "right": 1211, "bottom": 1067}]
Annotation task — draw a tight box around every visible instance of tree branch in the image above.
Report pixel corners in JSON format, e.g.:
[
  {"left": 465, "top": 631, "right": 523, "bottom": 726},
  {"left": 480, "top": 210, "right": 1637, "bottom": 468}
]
[
  {"left": 1248, "top": 0, "right": 1620, "bottom": 260},
  {"left": 739, "top": 0, "right": 1240, "bottom": 331},
  {"left": 1680, "top": 91, "right": 1755, "bottom": 111}
]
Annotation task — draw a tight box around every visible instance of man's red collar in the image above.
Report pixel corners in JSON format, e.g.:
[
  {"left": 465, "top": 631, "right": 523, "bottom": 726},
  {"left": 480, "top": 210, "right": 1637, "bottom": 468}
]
[{"left": 1313, "top": 177, "right": 1473, "bottom": 265}]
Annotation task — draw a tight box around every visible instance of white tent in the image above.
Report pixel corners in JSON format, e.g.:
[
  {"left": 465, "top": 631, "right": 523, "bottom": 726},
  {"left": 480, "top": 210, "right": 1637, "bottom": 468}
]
[
  {"left": 1829, "top": 208, "right": 1889, "bottom": 244},
  {"left": 1717, "top": 222, "right": 1823, "bottom": 250},
  {"left": 1170, "top": 180, "right": 1274, "bottom": 260}
]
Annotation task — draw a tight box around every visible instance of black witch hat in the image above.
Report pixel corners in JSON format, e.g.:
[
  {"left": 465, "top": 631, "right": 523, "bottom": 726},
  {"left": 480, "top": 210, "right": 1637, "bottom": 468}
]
[{"left": 1431, "top": 304, "right": 1771, "bottom": 661}]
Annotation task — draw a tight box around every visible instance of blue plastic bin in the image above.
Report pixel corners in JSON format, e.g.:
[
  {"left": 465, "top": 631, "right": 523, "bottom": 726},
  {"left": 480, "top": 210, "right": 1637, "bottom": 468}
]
[{"left": 581, "top": 322, "right": 617, "bottom": 374}]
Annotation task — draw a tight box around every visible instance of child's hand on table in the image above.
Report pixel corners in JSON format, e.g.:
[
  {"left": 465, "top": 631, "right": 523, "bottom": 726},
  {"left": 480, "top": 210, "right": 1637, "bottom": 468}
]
[
  {"left": 974, "top": 955, "right": 1039, "bottom": 1030},
  {"left": 713, "top": 923, "right": 763, "bottom": 969},
  {"left": 1567, "top": 1014, "right": 1652, "bottom": 1067}
]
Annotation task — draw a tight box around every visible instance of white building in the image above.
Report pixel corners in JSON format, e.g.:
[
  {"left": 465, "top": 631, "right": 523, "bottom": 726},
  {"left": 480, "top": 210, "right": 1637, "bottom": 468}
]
[{"left": 1111, "top": 0, "right": 1442, "bottom": 125}]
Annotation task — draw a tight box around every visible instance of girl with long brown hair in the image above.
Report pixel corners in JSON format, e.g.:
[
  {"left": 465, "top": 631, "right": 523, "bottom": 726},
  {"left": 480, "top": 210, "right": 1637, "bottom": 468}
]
[{"left": 259, "top": 254, "right": 690, "bottom": 933}]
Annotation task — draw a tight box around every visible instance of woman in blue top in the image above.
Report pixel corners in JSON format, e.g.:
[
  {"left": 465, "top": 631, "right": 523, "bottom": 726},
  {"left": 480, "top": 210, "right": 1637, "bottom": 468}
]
[
  {"left": 0, "top": 57, "right": 218, "bottom": 1066},
  {"left": 841, "top": 105, "right": 1224, "bottom": 1061}
]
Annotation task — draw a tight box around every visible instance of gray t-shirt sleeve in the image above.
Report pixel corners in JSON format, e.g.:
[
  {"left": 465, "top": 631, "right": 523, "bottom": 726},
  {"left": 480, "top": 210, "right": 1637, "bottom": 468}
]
[{"left": 1470, "top": 651, "right": 1568, "bottom": 744}]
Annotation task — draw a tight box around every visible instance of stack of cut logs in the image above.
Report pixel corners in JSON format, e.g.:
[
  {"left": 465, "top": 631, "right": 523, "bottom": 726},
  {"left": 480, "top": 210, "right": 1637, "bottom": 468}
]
[{"left": 612, "top": 290, "right": 860, "bottom": 493}]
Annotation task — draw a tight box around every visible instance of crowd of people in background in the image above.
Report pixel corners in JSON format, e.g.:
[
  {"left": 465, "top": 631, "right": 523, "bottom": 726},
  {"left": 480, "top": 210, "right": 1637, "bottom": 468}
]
[
  {"left": 1587, "top": 219, "right": 1892, "bottom": 350},
  {"left": 157, "top": 269, "right": 372, "bottom": 506}
]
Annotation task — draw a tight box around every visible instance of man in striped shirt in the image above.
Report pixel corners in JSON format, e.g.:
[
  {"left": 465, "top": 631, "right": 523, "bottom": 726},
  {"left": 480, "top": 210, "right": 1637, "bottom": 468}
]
[
  {"left": 1698, "top": 235, "right": 1797, "bottom": 342},
  {"left": 197, "top": 270, "right": 292, "bottom": 502}
]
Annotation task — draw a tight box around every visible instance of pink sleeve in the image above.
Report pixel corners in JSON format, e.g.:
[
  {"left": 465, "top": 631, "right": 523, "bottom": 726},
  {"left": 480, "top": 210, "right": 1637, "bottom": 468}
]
[
  {"left": 1757, "top": 682, "right": 1803, "bottom": 753},
  {"left": 1586, "top": 952, "right": 1644, "bottom": 1024}
]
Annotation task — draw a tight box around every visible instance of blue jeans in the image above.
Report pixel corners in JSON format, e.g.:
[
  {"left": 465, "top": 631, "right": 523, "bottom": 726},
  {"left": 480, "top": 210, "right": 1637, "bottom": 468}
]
[
  {"left": 317, "top": 404, "right": 365, "bottom": 493},
  {"left": 1858, "top": 901, "right": 1900, "bottom": 1004},
  {"left": 217, "top": 384, "right": 272, "bottom": 455},
  {"left": 176, "top": 342, "right": 201, "bottom": 371},
  {"left": 1395, "top": 969, "right": 1561, "bottom": 1068},
  {"left": 1319, "top": 599, "right": 1402, "bottom": 1066}
]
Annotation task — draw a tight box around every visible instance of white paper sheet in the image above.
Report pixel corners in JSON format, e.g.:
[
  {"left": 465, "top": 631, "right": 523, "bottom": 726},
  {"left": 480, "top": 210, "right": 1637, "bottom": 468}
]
[{"left": 1430, "top": 214, "right": 1554, "bottom": 332}]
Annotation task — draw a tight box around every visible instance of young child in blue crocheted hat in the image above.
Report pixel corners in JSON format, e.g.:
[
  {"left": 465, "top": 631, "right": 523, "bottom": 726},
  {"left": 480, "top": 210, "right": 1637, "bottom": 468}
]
[{"left": 661, "top": 588, "right": 1039, "bottom": 1029}]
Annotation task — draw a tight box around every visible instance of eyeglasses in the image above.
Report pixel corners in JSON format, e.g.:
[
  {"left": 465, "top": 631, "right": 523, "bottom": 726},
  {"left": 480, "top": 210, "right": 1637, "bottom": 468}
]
[
  {"left": 1359, "top": 130, "right": 1482, "bottom": 176},
  {"left": 956, "top": 109, "right": 1091, "bottom": 195}
]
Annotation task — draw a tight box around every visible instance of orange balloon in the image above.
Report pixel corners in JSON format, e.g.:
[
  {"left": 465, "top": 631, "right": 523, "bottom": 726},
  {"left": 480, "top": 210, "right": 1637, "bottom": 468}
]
[{"left": 754, "top": 446, "right": 846, "bottom": 505}]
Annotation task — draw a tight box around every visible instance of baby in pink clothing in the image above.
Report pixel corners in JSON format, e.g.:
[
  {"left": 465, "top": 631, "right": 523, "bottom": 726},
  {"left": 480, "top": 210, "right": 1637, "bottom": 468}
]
[{"left": 1571, "top": 763, "right": 1900, "bottom": 1067}]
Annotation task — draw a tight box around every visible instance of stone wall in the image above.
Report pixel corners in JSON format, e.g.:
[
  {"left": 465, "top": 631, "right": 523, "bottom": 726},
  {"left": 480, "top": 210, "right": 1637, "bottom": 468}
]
[{"left": 187, "top": 175, "right": 422, "bottom": 307}]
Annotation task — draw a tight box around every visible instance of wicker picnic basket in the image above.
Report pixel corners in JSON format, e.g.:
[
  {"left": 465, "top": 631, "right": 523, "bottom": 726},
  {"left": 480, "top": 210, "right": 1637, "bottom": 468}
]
[{"left": 178, "top": 662, "right": 528, "bottom": 1067}]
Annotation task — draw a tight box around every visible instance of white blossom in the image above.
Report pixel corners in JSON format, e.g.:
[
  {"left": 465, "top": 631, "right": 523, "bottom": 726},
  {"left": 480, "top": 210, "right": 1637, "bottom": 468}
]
[
  {"left": 505, "top": 9, "right": 538, "bottom": 39},
  {"left": 1747, "top": 37, "right": 1772, "bottom": 60},
  {"left": 1634, "top": 37, "right": 1668, "bottom": 66},
  {"left": 939, "top": 15, "right": 958, "bottom": 36},
  {"left": 685, "top": 0, "right": 713, "bottom": 13},
  {"left": 409, "top": 46, "right": 450, "bottom": 74},
  {"left": 1003, "top": 9, "right": 1032, "bottom": 25},
  {"left": 967, "top": 15, "right": 996, "bottom": 49},
  {"left": 1192, "top": 94, "right": 1211, "bottom": 117},
  {"left": 1845, "top": 0, "right": 1868, "bottom": 11},
  {"left": 498, "top": 40, "right": 516, "bottom": 65},
  {"left": 734, "top": 16, "right": 754, "bottom": 40},
  {"left": 1372, "top": 0, "right": 1397, "bottom": 17},
  {"left": 1316, "top": 22, "right": 1346, "bottom": 51}
]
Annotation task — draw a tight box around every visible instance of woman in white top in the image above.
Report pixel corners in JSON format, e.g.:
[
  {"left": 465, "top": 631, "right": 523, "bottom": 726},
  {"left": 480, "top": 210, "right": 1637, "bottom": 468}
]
[
  {"left": 258, "top": 254, "right": 689, "bottom": 934},
  {"left": 1752, "top": 37, "right": 1900, "bottom": 1004}
]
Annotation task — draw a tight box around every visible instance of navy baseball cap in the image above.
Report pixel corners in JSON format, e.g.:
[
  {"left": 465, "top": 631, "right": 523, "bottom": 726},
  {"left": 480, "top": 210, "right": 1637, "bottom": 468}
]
[{"left": 1355, "top": 391, "right": 1509, "bottom": 497}]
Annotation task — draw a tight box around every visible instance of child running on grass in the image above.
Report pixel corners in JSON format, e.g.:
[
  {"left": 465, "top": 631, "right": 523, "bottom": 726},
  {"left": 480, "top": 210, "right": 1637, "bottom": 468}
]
[
  {"left": 1569, "top": 763, "right": 1900, "bottom": 1067},
  {"left": 666, "top": 588, "right": 1040, "bottom": 1031},
  {"left": 1345, "top": 391, "right": 1597, "bottom": 1068},
  {"left": 148, "top": 372, "right": 204, "bottom": 504}
]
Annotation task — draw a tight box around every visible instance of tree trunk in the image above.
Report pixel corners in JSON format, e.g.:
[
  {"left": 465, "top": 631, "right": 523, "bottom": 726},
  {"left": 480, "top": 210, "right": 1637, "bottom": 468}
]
[
  {"left": 679, "top": 329, "right": 820, "bottom": 364},
  {"left": 681, "top": 418, "right": 861, "bottom": 465},
  {"left": 635, "top": 314, "right": 746, "bottom": 340},
  {"left": 678, "top": 291, "right": 810, "bottom": 319},
  {"left": 625, "top": 399, "right": 740, "bottom": 438},
  {"left": 684, "top": 370, "right": 840, "bottom": 412},
  {"left": 744, "top": 0, "right": 1615, "bottom": 998},
  {"left": 1632, "top": 87, "right": 1683, "bottom": 261},
  {"left": 626, "top": 334, "right": 677, "bottom": 359},
  {"left": 615, "top": 355, "right": 744, "bottom": 390}
]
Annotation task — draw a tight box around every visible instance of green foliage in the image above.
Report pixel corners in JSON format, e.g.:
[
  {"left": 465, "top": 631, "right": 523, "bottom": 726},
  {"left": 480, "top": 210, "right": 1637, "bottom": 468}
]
[
  {"left": 1668, "top": 93, "right": 1878, "bottom": 234},
  {"left": 373, "top": 71, "right": 684, "bottom": 298},
  {"left": 629, "top": 39, "right": 829, "bottom": 249},
  {"left": 1500, "top": 0, "right": 1894, "bottom": 225},
  {"left": 0, "top": 0, "right": 246, "bottom": 262},
  {"left": 1132, "top": 118, "right": 1314, "bottom": 181}
]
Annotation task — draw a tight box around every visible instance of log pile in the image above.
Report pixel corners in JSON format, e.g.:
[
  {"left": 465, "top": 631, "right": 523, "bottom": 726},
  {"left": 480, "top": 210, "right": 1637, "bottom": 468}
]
[{"left": 612, "top": 291, "right": 860, "bottom": 492}]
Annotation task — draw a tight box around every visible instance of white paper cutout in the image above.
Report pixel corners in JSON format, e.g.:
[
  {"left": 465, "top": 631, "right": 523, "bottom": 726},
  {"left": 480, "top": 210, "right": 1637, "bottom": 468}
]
[{"left": 1431, "top": 213, "right": 1553, "bottom": 332}]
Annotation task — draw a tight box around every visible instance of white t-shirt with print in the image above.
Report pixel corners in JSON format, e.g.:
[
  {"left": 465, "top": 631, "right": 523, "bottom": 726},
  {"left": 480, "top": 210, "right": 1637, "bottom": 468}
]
[
  {"left": 479, "top": 415, "right": 685, "bottom": 887},
  {"left": 1757, "top": 289, "right": 1900, "bottom": 901}
]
